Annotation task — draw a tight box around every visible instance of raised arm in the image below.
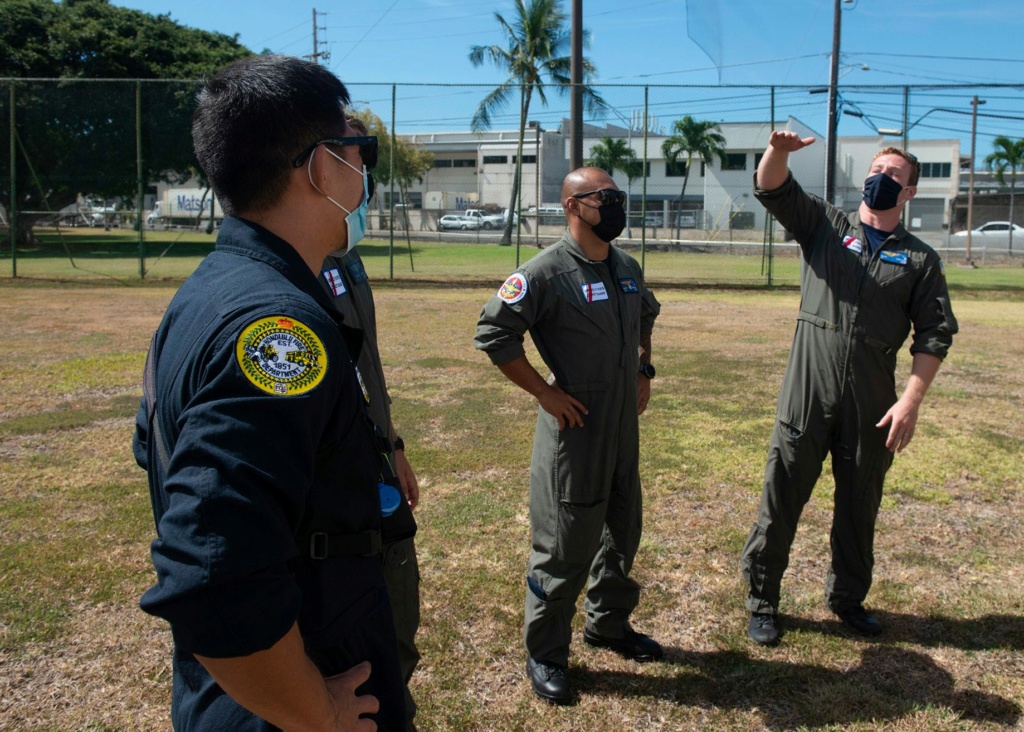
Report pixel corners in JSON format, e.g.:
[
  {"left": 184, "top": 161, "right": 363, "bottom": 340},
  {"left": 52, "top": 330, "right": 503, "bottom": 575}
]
[{"left": 756, "top": 131, "right": 816, "bottom": 191}]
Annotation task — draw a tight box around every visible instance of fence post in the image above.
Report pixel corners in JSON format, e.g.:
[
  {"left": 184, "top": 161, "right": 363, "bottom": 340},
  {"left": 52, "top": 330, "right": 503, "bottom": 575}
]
[
  {"left": 389, "top": 84, "right": 396, "bottom": 280},
  {"left": 9, "top": 82, "right": 16, "bottom": 278},
  {"left": 136, "top": 80, "right": 145, "bottom": 279},
  {"left": 641, "top": 86, "right": 648, "bottom": 273}
]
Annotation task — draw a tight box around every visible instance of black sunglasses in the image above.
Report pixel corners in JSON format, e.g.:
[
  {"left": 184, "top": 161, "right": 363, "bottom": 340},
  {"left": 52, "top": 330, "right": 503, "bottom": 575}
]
[
  {"left": 573, "top": 188, "right": 626, "bottom": 207},
  {"left": 292, "top": 135, "right": 378, "bottom": 171}
]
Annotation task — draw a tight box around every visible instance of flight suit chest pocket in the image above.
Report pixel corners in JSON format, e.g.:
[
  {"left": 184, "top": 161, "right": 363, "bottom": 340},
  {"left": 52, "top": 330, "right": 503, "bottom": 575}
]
[
  {"left": 871, "top": 255, "right": 915, "bottom": 307},
  {"left": 553, "top": 276, "right": 616, "bottom": 335}
]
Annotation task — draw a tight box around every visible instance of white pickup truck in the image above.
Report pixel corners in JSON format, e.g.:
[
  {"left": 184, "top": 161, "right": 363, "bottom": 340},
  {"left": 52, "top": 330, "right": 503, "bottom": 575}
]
[{"left": 462, "top": 209, "right": 507, "bottom": 230}]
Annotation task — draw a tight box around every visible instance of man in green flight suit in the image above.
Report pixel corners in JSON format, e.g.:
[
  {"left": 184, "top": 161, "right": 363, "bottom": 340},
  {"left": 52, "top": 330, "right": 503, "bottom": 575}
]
[
  {"left": 475, "top": 167, "right": 662, "bottom": 704},
  {"left": 319, "top": 118, "right": 422, "bottom": 731},
  {"left": 740, "top": 131, "right": 958, "bottom": 645}
]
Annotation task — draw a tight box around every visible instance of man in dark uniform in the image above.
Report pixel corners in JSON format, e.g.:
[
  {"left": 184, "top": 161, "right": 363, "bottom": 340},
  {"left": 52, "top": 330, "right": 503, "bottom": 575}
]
[
  {"left": 320, "top": 124, "right": 422, "bottom": 727},
  {"left": 132, "top": 55, "right": 405, "bottom": 730},
  {"left": 475, "top": 167, "right": 662, "bottom": 704},
  {"left": 740, "top": 131, "right": 958, "bottom": 646}
]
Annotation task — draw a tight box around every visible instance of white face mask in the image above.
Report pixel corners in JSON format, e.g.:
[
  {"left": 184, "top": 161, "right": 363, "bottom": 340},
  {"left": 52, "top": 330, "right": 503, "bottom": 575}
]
[{"left": 308, "top": 145, "right": 368, "bottom": 248}]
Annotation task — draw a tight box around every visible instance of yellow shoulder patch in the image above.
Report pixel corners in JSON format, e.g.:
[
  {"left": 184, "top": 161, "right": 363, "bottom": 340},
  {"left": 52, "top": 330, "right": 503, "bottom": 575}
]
[{"left": 235, "top": 316, "right": 328, "bottom": 396}]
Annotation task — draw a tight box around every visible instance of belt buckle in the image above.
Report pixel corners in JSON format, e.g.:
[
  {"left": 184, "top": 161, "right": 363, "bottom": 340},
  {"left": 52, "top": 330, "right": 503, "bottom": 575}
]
[{"left": 309, "top": 532, "right": 328, "bottom": 560}]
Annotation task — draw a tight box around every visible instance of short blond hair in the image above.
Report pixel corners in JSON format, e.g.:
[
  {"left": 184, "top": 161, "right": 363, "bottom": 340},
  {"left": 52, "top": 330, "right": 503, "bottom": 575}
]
[{"left": 872, "top": 147, "right": 920, "bottom": 186}]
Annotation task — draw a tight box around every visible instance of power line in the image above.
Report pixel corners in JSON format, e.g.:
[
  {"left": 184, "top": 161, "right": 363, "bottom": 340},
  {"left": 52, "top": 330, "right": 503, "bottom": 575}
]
[
  {"left": 334, "top": 0, "right": 401, "bottom": 66},
  {"left": 846, "top": 51, "right": 1024, "bottom": 64}
]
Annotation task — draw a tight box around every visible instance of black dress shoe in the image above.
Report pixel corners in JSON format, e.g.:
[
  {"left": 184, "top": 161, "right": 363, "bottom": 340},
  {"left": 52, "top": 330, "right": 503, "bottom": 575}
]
[
  {"left": 748, "top": 612, "right": 780, "bottom": 646},
  {"left": 834, "top": 604, "right": 882, "bottom": 636},
  {"left": 526, "top": 657, "right": 572, "bottom": 704},
  {"left": 583, "top": 626, "right": 664, "bottom": 662}
]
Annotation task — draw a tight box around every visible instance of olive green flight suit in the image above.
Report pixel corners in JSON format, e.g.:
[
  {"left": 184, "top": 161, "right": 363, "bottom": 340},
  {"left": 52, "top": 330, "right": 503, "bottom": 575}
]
[
  {"left": 320, "top": 248, "right": 421, "bottom": 727},
  {"left": 740, "top": 173, "right": 958, "bottom": 616},
  {"left": 475, "top": 232, "right": 660, "bottom": 667}
]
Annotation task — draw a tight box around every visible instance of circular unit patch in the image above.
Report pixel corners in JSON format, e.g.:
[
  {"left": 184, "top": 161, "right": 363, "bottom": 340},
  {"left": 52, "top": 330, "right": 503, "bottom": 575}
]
[
  {"left": 235, "top": 316, "right": 328, "bottom": 396},
  {"left": 498, "top": 272, "right": 528, "bottom": 304}
]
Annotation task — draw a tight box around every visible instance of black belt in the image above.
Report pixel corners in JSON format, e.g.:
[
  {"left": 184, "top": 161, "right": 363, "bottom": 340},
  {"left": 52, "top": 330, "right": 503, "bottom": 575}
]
[{"left": 308, "top": 530, "right": 382, "bottom": 560}]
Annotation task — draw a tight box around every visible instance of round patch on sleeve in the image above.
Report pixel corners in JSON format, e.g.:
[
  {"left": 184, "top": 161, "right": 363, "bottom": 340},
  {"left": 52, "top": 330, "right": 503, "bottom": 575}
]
[
  {"left": 235, "top": 316, "right": 328, "bottom": 396},
  {"left": 498, "top": 272, "right": 528, "bottom": 304}
]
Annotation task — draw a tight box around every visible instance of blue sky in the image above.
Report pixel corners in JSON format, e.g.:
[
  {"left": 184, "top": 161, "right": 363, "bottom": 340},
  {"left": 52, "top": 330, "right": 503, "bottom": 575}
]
[{"left": 115, "top": 0, "right": 1024, "bottom": 152}]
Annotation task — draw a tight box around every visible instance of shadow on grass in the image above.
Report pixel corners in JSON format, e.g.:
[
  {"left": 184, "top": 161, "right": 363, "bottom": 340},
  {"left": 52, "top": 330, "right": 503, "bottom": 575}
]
[
  {"left": 579, "top": 644, "right": 1020, "bottom": 730},
  {"left": 783, "top": 611, "right": 1024, "bottom": 651}
]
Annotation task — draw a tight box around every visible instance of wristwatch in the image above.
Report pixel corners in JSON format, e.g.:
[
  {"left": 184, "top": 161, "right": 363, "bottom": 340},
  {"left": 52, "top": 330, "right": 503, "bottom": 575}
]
[
  {"left": 393, "top": 435, "right": 406, "bottom": 452},
  {"left": 638, "top": 363, "right": 656, "bottom": 379}
]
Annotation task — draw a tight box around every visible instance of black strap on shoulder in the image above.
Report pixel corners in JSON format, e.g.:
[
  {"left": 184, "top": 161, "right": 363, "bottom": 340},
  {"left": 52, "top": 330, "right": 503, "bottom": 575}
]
[
  {"left": 143, "top": 330, "right": 172, "bottom": 475},
  {"left": 308, "top": 530, "right": 382, "bottom": 560}
]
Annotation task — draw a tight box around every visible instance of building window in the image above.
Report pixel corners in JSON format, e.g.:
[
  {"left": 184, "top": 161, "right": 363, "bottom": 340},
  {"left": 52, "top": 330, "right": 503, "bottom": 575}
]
[
  {"left": 700, "top": 161, "right": 705, "bottom": 177},
  {"left": 483, "top": 155, "right": 508, "bottom": 165},
  {"left": 920, "top": 162, "right": 952, "bottom": 178},
  {"left": 433, "top": 159, "right": 453, "bottom": 168},
  {"left": 513, "top": 155, "right": 537, "bottom": 164},
  {"left": 724, "top": 153, "right": 747, "bottom": 171},
  {"left": 452, "top": 159, "right": 475, "bottom": 168},
  {"left": 665, "top": 160, "right": 687, "bottom": 177},
  {"left": 754, "top": 152, "right": 764, "bottom": 169}
]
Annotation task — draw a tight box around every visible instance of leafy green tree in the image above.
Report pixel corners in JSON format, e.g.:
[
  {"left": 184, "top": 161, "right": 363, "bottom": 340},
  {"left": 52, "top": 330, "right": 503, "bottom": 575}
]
[
  {"left": 587, "top": 136, "right": 642, "bottom": 235},
  {"left": 661, "top": 115, "right": 728, "bottom": 236},
  {"left": 1, "top": 0, "right": 251, "bottom": 242},
  {"left": 349, "top": 108, "right": 433, "bottom": 267},
  {"left": 984, "top": 135, "right": 1024, "bottom": 255},
  {"left": 469, "top": 0, "right": 606, "bottom": 245}
]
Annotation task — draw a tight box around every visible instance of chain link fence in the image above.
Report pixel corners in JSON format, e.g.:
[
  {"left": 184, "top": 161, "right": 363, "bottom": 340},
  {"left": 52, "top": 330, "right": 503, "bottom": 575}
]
[{"left": 3, "top": 78, "right": 1023, "bottom": 286}]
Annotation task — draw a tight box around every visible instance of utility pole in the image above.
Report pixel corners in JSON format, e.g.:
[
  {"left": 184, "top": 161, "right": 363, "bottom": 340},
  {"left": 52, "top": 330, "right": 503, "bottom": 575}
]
[
  {"left": 569, "top": 0, "right": 583, "bottom": 170},
  {"left": 307, "top": 9, "right": 330, "bottom": 65},
  {"left": 825, "top": 0, "right": 842, "bottom": 204},
  {"left": 966, "top": 95, "right": 985, "bottom": 266}
]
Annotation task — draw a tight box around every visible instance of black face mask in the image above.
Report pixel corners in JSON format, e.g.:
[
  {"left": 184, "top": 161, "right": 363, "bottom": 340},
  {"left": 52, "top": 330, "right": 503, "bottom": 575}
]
[
  {"left": 862, "top": 172, "right": 903, "bottom": 211},
  {"left": 589, "top": 200, "right": 626, "bottom": 242}
]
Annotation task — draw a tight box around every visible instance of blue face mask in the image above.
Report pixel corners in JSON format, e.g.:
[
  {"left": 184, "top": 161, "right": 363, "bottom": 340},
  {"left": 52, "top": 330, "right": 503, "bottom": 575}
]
[
  {"left": 862, "top": 172, "right": 903, "bottom": 211},
  {"left": 308, "top": 146, "right": 369, "bottom": 248}
]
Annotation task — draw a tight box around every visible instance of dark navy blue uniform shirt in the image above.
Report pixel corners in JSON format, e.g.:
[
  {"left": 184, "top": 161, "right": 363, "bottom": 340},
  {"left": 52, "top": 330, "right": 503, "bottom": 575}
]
[{"left": 134, "top": 216, "right": 404, "bottom": 730}]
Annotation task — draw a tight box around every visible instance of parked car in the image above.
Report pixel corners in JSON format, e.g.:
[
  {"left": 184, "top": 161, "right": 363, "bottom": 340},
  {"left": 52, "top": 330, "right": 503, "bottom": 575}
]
[
  {"left": 642, "top": 213, "right": 662, "bottom": 227},
  {"left": 952, "top": 221, "right": 1024, "bottom": 248},
  {"left": 438, "top": 214, "right": 480, "bottom": 231}
]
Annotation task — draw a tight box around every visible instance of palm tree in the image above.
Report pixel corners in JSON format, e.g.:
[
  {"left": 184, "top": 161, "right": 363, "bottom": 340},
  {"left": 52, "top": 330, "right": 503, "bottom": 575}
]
[
  {"left": 661, "top": 116, "right": 728, "bottom": 238},
  {"left": 587, "top": 136, "right": 642, "bottom": 235},
  {"left": 469, "top": 0, "right": 606, "bottom": 245},
  {"left": 984, "top": 136, "right": 1024, "bottom": 256}
]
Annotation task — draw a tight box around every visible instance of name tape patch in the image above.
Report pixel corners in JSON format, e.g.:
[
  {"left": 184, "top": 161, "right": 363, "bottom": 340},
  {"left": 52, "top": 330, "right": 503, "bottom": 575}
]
[
  {"left": 879, "top": 250, "right": 909, "bottom": 266},
  {"left": 323, "top": 268, "right": 347, "bottom": 296},
  {"left": 498, "top": 273, "right": 528, "bottom": 304},
  {"left": 842, "top": 235, "right": 863, "bottom": 254},
  {"left": 236, "top": 316, "right": 328, "bottom": 396},
  {"left": 580, "top": 281, "right": 609, "bottom": 302}
]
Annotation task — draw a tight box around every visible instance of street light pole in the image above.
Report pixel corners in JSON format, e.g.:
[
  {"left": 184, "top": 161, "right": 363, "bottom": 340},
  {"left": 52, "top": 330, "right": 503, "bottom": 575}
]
[{"left": 966, "top": 95, "right": 986, "bottom": 266}]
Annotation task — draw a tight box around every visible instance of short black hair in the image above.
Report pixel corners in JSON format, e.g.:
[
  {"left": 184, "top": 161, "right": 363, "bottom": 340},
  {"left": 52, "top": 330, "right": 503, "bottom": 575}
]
[{"left": 192, "top": 55, "right": 351, "bottom": 215}]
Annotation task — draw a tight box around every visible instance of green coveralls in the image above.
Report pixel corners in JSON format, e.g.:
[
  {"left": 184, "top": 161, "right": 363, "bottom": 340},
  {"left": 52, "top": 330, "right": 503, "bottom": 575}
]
[
  {"left": 475, "top": 232, "right": 660, "bottom": 667},
  {"left": 740, "top": 173, "right": 958, "bottom": 616},
  {"left": 320, "top": 249, "right": 421, "bottom": 726}
]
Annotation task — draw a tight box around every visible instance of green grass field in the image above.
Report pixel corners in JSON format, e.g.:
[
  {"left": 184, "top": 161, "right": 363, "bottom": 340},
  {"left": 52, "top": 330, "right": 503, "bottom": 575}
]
[
  {"left": 5, "top": 226, "right": 1024, "bottom": 291},
  {"left": 1, "top": 280, "right": 1022, "bottom": 731}
]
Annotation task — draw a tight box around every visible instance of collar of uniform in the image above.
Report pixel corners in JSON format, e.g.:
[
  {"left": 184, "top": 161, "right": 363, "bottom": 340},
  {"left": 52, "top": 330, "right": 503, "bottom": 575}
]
[
  {"left": 847, "top": 210, "right": 911, "bottom": 249},
  {"left": 562, "top": 231, "right": 618, "bottom": 265},
  {"left": 216, "top": 216, "right": 339, "bottom": 316}
]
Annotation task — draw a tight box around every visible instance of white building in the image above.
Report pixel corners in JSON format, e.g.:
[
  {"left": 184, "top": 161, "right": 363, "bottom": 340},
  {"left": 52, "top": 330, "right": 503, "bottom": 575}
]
[{"left": 398, "top": 116, "right": 959, "bottom": 232}]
